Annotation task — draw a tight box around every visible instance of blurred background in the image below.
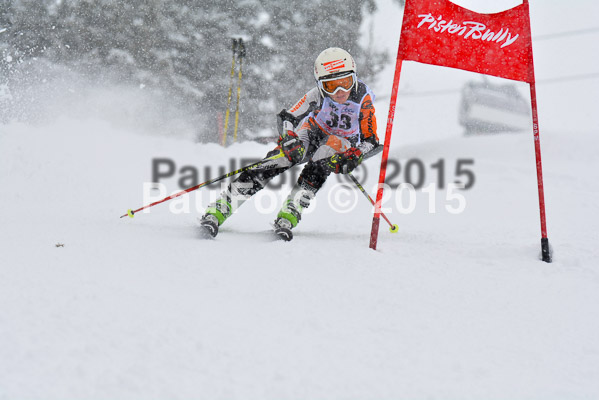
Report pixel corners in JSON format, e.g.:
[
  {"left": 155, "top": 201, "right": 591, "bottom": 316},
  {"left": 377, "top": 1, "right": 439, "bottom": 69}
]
[
  {"left": 0, "top": 0, "right": 399, "bottom": 143},
  {"left": 1, "top": 0, "right": 598, "bottom": 145}
]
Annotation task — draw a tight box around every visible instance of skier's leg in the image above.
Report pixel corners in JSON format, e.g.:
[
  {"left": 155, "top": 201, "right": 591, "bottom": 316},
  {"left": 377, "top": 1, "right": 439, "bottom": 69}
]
[
  {"left": 273, "top": 160, "right": 331, "bottom": 239},
  {"left": 273, "top": 135, "right": 352, "bottom": 240},
  {"left": 200, "top": 148, "right": 292, "bottom": 237}
]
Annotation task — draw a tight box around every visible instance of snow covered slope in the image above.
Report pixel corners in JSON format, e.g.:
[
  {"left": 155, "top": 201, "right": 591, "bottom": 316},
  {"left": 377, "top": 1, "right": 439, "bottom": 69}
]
[{"left": 1, "top": 108, "right": 598, "bottom": 398}]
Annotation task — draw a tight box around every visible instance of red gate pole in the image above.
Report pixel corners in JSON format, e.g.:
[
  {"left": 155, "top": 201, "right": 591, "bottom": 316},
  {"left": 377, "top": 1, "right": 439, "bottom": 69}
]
[
  {"left": 369, "top": 46, "right": 404, "bottom": 250},
  {"left": 525, "top": 0, "right": 552, "bottom": 262},
  {"left": 530, "top": 81, "right": 551, "bottom": 262}
]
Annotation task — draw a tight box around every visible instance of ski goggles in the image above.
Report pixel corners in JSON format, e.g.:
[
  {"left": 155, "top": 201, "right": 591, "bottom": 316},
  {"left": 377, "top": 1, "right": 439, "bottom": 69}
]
[{"left": 319, "top": 73, "right": 356, "bottom": 95}]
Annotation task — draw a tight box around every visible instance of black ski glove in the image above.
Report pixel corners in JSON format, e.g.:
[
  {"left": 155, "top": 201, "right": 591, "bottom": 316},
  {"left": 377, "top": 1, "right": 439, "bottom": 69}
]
[
  {"left": 327, "top": 148, "right": 363, "bottom": 174},
  {"left": 279, "top": 131, "right": 305, "bottom": 163}
]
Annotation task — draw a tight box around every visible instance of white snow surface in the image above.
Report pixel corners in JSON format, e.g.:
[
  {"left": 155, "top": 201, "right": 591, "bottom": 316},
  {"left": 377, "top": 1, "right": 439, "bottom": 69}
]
[
  {"left": 2, "top": 1, "right": 599, "bottom": 399},
  {"left": 1, "top": 114, "right": 598, "bottom": 399}
]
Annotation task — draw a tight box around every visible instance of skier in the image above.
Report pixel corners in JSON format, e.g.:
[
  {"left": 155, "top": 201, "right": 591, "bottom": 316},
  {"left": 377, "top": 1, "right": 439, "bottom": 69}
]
[{"left": 199, "top": 47, "right": 379, "bottom": 241}]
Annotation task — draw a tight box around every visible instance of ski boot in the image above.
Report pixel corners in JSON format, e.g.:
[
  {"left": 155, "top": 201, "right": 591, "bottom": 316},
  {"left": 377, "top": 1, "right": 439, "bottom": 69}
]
[
  {"left": 273, "top": 216, "right": 294, "bottom": 241},
  {"left": 272, "top": 198, "right": 304, "bottom": 242},
  {"left": 198, "top": 213, "right": 219, "bottom": 238}
]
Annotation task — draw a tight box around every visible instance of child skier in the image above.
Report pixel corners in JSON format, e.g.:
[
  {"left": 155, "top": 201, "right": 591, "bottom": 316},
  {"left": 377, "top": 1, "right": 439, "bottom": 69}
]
[{"left": 200, "top": 47, "right": 379, "bottom": 241}]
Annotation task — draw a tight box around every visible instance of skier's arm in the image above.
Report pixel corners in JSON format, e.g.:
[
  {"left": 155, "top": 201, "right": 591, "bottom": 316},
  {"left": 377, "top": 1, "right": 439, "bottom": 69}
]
[
  {"left": 276, "top": 87, "right": 321, "bottom": 135},
  {"left": 276, "top": 88, "right": 320, "bottom": 162},
  {"left": 357, "top": 94, "right": 378, "bottom": 155}
]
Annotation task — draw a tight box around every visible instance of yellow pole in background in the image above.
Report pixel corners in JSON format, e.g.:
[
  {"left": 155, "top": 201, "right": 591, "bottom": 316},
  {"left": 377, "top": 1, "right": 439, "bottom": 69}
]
[
  {"left": 233, "top": 39, "right": 245, "bottom": 143},
  {"left": 222, "top": 39, "right": 238, "bottom": 146}
]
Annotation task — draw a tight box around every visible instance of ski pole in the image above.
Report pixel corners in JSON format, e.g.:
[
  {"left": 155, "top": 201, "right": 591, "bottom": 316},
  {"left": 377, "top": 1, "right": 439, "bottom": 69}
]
[
  {"left": 348, "top": 172, "right": 398, "bottom": 233},
  {"left": 311, "top": 144, "right": 395, "bottom": 231},
  {"left": 233, "top": 38, "right": 245, "bottom": 143},
  {"left": 120, "top": 151, "right": 284, "bottom": 219},
  {"left": 222, "top": 38, "right": 238, "bottom": 146}
]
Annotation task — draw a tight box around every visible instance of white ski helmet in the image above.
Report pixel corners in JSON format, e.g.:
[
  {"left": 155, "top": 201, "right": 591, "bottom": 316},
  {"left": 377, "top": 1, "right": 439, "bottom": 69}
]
[{"left": 314, "top": 47, "right": 357, "bottom": 97}]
